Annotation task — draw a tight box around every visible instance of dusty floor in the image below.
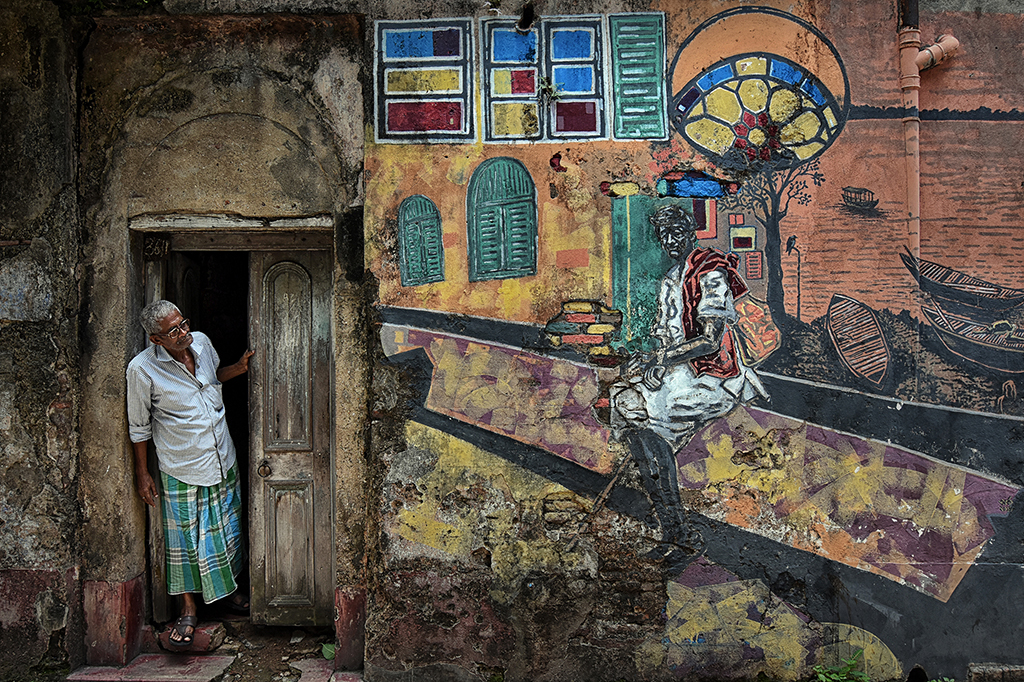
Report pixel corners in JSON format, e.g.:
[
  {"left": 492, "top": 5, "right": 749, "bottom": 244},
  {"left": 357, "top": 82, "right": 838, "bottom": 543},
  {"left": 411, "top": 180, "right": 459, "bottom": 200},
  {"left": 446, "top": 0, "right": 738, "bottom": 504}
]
[{"left": 209, "top": 618, "right": 339, "bottom": 682}]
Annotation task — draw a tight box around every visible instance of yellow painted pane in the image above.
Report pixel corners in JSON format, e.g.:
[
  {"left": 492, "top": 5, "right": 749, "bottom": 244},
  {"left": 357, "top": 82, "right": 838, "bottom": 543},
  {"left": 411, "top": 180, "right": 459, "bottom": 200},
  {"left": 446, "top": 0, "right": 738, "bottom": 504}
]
[
  {"left": 493, "top": 102, "right": 539, "bottom": 137},
  {"left": 386, "top": 68, "right": 461, "bottom": 93},
  {"left": 691, "top": 101, "right": 705, "bottom": 116},
  {"left": 705, "top": 87, "right": 742, "bottom": 124},
  {"left": 738, "top": 79, "right": 769, "bottom": 113},
  {"left": 748, "top": 128, "right": 767, "bottom": 146},
  {"left": 735, "top": 57, "right": 767, "bottom": 75},
  {"left": 824, "top": 106, "right": 837, "bottom": 128},
  {"left": 768, "top": 88, "right": 799, "bottom": 122},
  {"left": 794, "top": 141, "right": 824, "bottom": 160},
  {"left": 781, "top": 111, "right": 821, "bottom": 144},
  {"left": 685, "top": 117, "right": 734, "bottom": 156},
  {"left": 493, "top": 69, "right": 512, "bottom": 95}
]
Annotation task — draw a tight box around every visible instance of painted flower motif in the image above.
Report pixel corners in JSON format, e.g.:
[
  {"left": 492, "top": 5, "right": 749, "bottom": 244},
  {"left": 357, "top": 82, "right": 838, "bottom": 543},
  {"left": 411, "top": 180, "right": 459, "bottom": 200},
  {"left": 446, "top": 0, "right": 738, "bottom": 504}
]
[{"left": 671, "top": 55, "right": 842, "bottom": 168}]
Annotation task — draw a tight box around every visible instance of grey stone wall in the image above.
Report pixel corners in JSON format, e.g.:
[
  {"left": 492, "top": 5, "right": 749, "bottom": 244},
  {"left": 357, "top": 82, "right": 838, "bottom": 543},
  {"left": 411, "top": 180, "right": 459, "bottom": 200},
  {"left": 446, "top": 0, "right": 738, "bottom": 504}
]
[{"left": 0, "top": 0, "right": 85, "bottom": 678}]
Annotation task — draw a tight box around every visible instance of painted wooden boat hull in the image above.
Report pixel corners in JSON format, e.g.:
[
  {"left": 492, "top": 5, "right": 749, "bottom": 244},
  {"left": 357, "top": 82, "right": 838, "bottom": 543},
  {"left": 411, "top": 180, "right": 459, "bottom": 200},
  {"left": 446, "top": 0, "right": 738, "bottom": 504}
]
[
  {"left": 826, "top": 293, "right": 891, "bottom": 389},
  {"left": 901, "top": 251, "right": 1024, "bottom": 320},
  {"left": 921, "top": 302, "right": 1024, "bottom": 375}
]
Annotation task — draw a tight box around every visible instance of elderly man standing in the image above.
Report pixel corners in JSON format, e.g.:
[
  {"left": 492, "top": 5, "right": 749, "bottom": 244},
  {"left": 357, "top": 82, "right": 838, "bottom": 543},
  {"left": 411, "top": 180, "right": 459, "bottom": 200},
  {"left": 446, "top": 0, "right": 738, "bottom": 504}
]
[{"left": 128, "top": 299, "right": 254, "bottom": 649}]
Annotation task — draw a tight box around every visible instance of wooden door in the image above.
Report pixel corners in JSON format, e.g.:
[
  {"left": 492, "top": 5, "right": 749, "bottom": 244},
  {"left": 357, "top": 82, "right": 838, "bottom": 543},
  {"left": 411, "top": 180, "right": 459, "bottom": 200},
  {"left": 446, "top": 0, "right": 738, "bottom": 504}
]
[{"left": 249, "top": 251, "right": 334, "bottom": 626}]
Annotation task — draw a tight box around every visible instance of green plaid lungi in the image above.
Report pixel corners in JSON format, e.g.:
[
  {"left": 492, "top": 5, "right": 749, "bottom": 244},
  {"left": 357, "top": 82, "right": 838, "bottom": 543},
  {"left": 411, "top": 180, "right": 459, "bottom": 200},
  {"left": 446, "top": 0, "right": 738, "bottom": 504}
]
[{"left": 161, "top": 464, "right": 244, "bottom": 603}]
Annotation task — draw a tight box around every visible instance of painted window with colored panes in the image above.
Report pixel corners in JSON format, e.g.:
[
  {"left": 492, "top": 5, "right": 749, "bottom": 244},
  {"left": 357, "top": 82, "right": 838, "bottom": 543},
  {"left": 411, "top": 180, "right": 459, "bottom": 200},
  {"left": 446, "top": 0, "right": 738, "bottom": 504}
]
[
  {"left": 482, "top": 17, "right": 605, "bottom": 141},
  {"left": 375, "top": 20, "right": 474, "bottom": 142}
]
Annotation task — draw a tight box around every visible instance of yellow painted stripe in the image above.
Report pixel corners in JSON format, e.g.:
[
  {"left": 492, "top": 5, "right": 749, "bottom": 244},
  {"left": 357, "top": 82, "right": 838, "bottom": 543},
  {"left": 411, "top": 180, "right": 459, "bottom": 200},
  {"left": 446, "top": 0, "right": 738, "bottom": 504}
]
[{"left": 386, "top": 68, "right": 461, "bottom": 93}]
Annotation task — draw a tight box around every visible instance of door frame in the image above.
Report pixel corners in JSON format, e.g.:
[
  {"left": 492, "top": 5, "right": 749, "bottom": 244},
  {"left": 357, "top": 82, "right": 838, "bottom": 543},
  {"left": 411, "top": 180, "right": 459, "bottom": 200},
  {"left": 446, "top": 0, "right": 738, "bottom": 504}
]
[{"left": 130, "top": 213, "right": 336, "bottom": 625}]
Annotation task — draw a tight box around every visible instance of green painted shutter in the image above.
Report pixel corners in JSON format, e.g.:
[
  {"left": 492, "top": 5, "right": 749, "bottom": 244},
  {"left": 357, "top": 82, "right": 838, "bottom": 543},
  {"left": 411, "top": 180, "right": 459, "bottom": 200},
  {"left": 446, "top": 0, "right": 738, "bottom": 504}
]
[
  {"left": 610, "top": 14, "right": 666, "bottom": 140},
  {"left": 399, "top": 195, "right": 445, "bottom": 286},
  {"left": 504, "top": 200, "right": 537, "bottom": 274},
  {"left": 468, "top": 158, "right": 537, "bottom": 281}
]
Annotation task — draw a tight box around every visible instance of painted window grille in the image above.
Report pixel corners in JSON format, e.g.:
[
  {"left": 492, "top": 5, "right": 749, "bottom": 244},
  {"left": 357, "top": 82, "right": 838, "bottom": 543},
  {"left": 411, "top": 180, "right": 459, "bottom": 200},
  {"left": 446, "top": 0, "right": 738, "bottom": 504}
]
[
  {"left": 467, "top": 157, "right": 537, "bottom": 281},
  {"left": 482, "top": 17, "right": 606, "bottom": 141},
  {"left": 375, "top": 19, "right": 474, "bottom": 142},
  {"left": 609, "top": 13, "right": 667, "bottom": 140},
  {"left": 744, "top": 251, "right": 763, "bottom": 280},
  {"left": 399, "top": 195, "right": 445, "bottom": 286}
]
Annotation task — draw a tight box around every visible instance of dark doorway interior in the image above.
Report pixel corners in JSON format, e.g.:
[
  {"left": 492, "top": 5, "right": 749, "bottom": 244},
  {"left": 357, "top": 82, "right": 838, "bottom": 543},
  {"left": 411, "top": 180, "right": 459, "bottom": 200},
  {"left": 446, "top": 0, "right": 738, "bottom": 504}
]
[{"left": 169, "top": 251, "right": 252, "bottom": 523}]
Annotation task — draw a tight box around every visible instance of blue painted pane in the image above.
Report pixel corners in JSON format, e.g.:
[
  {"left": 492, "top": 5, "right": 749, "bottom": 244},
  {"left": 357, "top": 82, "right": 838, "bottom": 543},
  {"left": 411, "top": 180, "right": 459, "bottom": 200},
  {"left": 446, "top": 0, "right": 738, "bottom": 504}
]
[
  {"left": 493, "top": 29, "right": 537, "bottom": 63},
  {"left": 551, "top": 30, "right": 592, "bottom": 60},
  {"left": 697, "top": 63, "right": 734, "bottom": 91},
  {"left": 385, "top": 30, "right": 434, "bottom": 59},
  {"left": 770, "top": 59, "right": 803, "bottom": 85},
  {"left": 660, "top": 178, "right": 724, "bottom": 198},
  {"left": 553, "top": 66, "right": 593, "bottom": 93},
  {"left": 804, "top": 80, "right": 827, "bottom": 106}
]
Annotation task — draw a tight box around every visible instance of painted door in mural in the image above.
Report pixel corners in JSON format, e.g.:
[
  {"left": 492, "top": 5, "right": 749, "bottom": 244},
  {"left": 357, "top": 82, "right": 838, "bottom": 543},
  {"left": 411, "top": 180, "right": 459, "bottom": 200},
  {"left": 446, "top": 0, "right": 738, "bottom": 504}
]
[{"left": 249, "top": 251, "right": 333, "bottom": 626}]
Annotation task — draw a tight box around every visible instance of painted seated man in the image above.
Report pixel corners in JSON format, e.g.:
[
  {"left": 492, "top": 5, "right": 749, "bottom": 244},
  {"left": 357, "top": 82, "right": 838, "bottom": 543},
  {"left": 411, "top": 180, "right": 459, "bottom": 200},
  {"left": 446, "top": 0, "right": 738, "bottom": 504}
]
[
  {"left": 612, "top": 206, "right": 772, "bottom": 570},
  {"left": 127, "top": 300, "right": 254, "bottom": 649}
]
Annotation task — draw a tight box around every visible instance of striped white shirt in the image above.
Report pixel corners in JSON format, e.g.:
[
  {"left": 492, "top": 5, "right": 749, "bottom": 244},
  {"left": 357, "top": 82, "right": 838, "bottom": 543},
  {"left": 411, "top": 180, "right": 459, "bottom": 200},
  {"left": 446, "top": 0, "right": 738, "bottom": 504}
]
[{"left": 127, "top": 331, "right": 237, "bottom": 486}]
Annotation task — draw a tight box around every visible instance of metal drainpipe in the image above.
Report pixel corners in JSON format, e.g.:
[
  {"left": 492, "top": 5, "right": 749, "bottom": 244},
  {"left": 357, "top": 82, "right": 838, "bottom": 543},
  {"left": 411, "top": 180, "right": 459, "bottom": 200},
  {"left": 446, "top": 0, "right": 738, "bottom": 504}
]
[{"left": 898, "top": 0, "right": 959, "bottom": 268}]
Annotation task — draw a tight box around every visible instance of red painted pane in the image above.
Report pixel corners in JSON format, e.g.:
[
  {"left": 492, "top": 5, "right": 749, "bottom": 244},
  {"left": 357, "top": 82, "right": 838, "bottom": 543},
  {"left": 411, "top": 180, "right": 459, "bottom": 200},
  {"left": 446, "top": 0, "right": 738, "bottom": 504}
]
[
  {"left": 733, "top": 236, "right": 753, "bottom": 249},
  {"left": 554, "top": 101, "right": 597, "bottom": 133},
  {"left": 511, "top": 70, "right": 536, "bottom": 94},
  {"left": 729, "top": 213, "right": 744, "bottom": 225},
  {"left": 387, "top": 101, "right": 463, "bottom": 132}
]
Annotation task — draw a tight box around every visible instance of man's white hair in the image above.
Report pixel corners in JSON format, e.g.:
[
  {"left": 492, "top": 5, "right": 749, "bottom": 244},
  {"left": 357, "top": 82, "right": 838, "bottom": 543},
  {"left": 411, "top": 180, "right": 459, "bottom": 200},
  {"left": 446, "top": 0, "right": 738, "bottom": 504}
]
[{"left": 140, "top": 300, "right": 180, "bottom": 335}]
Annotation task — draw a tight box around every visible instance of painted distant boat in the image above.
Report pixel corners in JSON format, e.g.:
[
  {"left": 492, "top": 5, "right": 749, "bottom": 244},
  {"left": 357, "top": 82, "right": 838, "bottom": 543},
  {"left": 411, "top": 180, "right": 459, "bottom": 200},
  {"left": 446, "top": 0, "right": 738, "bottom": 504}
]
[
  {"left": 921, "top": 301, "right": 1024, "bottom": 375},
  {"left": 841, "top": 186, "right": 879, "bottom": 210},
  {"left": 826, "top": 294, "right": 891, "bottom": 389},
  {"left": 900, "top": 249, "right": 1024, "bottom": 320}
]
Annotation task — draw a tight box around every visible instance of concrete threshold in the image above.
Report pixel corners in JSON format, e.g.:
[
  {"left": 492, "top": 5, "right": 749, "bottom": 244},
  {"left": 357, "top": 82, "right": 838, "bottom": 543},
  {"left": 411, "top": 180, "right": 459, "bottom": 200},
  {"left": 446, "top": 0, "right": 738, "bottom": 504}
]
[
  {"left": 66, "top": 654, "right": 235, "bottom": 681},
  {"left": 66, "top": 655, "right": 363, "bottom": 682}
]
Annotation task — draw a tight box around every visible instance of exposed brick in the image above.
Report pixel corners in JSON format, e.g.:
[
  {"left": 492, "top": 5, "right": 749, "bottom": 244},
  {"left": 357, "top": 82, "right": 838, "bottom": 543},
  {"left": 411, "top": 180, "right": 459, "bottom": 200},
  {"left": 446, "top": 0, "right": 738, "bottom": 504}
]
[
  {"left": 563, "top": 301, "right": 600, "bottom": 313},
  {"left": 971, "top": 664, "right": 1024, "bottom": 682},
  {"left": 563, "top": 334, "right": 604, "bottom": 345}
]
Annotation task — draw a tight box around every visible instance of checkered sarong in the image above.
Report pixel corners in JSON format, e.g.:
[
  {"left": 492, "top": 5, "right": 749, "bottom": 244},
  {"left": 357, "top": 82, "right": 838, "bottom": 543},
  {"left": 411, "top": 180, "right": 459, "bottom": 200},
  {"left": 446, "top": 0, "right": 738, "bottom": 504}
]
[{"left": 161, "top": 464, "right": 244, "bottom": 603}]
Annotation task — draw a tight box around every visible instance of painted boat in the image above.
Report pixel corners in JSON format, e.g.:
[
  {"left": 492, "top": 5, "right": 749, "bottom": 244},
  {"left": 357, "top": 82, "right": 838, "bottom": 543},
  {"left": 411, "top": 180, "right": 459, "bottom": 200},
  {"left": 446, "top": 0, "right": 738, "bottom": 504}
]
[
  {"left": 921, "top": 301, "right": 1024, "bottom": 375},
  {"left": 900, "top": 249, "right": 1024, "bottom": 320},
  {"left": 841, "top": 186, "right": 879, "bottom": 210},
  {"left": 826, "top": 293, "right": 891, "bottom": 389}
]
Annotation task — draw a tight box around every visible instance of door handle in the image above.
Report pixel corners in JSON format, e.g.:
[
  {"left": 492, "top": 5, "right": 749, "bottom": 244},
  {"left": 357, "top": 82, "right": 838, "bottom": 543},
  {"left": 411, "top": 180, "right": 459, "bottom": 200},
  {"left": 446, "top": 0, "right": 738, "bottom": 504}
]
[{"left": 258, "top": 460, "right": 272, "bottom": 478}]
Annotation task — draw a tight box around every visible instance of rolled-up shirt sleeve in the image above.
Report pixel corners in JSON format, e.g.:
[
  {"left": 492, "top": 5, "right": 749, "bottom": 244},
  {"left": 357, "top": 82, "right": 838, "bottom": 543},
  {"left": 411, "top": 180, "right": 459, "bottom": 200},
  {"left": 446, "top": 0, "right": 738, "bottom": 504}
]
[{"left": 127, "top": 365, "right": 154, "bottom": 444}]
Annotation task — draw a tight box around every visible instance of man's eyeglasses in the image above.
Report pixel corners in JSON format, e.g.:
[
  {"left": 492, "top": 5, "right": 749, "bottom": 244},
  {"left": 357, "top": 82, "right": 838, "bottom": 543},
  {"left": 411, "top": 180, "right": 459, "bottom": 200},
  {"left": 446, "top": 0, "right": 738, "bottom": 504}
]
[{"left": 157, "top": 319, "right": 190, "bottom": 339}]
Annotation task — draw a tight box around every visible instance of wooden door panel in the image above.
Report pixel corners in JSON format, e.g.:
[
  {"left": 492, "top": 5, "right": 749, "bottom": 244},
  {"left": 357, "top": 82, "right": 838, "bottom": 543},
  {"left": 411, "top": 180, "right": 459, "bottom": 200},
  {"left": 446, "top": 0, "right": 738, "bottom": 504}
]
[
  {"left": 264, "top": 262, "right": 313, "bottom": 449},
  {"left": 250, "top": 251, "right": 333, "bottom": 626}
]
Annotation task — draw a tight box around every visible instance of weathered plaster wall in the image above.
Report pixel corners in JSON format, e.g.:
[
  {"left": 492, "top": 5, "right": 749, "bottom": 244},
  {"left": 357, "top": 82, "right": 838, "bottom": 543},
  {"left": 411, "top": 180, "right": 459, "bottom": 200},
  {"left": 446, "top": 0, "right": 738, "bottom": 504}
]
[
  {"left": 364, "top": 0, "right": 1024, "bottom": 680},
  {"left": 0, "top": 0, "right": 85, "bottom": 678}
]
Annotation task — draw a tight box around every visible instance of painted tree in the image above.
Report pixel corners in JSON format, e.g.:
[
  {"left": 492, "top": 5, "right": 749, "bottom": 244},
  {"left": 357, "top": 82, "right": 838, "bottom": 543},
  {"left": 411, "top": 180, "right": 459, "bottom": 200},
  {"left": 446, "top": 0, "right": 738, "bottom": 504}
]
[{"left": 719, "top": 157, "right": 825, "bottom": 324}]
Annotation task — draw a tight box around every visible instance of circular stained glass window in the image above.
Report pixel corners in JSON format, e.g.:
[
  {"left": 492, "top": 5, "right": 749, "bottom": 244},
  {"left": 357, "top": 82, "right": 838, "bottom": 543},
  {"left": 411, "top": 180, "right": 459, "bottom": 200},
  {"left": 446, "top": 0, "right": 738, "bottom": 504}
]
[{"left": 671, "top": 54, "right": 843, "bottom": 169}]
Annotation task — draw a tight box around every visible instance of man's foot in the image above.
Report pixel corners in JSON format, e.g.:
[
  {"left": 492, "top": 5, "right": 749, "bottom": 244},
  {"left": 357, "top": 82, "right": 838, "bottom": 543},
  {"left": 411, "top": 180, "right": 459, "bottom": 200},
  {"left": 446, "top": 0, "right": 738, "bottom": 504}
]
[
  {"left": 167, "top": 613, "right": 197, "bottom": 649},
  {"left": 226, "top": 590, "right": 250, "bottom": 615}
]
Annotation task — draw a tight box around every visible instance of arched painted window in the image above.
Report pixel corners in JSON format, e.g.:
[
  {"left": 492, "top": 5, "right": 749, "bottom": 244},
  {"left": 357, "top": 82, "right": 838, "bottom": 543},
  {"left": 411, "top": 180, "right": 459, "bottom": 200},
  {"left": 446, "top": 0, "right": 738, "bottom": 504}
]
[
  {"left": 399, "top": 195, "right": 445, "bottom": 287},
  {"left": 467, "top": 157, "right": 537, "bottom": 281}
]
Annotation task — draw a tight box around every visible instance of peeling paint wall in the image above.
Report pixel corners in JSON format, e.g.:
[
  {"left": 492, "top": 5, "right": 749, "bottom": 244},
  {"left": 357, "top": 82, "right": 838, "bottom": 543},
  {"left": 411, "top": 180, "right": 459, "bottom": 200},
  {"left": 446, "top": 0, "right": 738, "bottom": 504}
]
[
  {"left": 0, "top": 0, "right": 85, "bottom": 678},
  {"left": 365, "top": 0, "right": 1024, "bottom": 680}
]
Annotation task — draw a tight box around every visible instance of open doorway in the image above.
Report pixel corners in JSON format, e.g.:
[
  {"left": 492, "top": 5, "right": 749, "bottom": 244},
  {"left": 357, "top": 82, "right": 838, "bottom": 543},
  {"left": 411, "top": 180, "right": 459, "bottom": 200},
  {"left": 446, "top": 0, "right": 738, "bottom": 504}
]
[
  {"left": 167, "top": 251, "right": 252, "bottom": 510},
  {"left": 151, "top": 250, "right": 253, "bottom": 624}
]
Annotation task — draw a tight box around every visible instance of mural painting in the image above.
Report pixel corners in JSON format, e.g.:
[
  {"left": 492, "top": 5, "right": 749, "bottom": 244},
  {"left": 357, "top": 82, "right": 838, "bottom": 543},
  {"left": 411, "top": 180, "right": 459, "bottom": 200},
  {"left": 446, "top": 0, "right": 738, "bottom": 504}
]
[{"left": 366, "top": 3, "right": 1023, "bottom": 679}]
